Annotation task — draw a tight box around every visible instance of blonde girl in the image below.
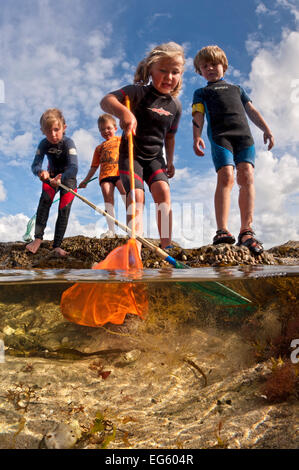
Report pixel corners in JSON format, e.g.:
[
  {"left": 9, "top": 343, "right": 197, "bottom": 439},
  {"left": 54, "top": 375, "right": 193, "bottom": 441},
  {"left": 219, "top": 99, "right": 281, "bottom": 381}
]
[{"left": 100, "top": 42, "right": 185, "bottom": 251}]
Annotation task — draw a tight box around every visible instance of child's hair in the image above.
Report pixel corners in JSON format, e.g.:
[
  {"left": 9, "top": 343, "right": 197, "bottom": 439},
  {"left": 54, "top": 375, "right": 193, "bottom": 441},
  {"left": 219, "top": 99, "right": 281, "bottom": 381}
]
[
  {"left": 134, "top": 41, "right": 185, "bottom": 97},
  {"left": 97, "top": 113, "right": 117, "bottom": 129},
  {"left": 40, "top": 108, "right": 66, "bottom": 132},
  {"left": 193, "top": 45, "right": 228, "bottom": 75}
]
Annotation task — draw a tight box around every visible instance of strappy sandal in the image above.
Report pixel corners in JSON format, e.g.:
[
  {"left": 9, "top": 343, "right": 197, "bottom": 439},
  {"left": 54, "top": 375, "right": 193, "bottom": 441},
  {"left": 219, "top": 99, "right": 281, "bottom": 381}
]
[
  {"left": 213, "top": 229, "right": 235, "bottom": 245},
  {"left": 236, "top": 230, "right": 263, "bottom": 255}
]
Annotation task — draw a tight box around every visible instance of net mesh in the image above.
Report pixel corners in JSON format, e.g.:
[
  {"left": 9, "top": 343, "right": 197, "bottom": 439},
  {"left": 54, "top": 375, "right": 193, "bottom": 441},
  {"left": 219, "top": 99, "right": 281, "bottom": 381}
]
[{"left": 60, "top": 239, "right": 148, "bottom": 327}]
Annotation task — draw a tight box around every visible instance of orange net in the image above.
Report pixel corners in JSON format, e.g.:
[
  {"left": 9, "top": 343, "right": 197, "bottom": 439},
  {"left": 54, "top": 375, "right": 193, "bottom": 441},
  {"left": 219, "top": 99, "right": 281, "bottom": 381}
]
[{"left": 60, "top": 239, "right": 148, "bottom": 327}]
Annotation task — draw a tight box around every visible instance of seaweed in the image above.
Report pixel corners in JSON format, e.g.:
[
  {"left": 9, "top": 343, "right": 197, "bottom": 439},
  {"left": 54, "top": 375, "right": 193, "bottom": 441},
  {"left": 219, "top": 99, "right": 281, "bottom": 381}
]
[
  {"left": 214, "top": 420, "right": 228, "bottom": 448},
  {"left": 261, "top": 360, "right": 298, "bottom": 403},
  {"left": 75, "top": 411, "right": 117, "bottom": 449},
  {"left": 88, "top": 360, "right": 111, "bottom": 379},
  {"left": 89, "top": 411, "right": 116, "bottom": 449},
  {"left": 183, "top": 358, "right": 207, "bottom": 387},
  {"left": 5, "top": 383, "right": 37, "bottom": 412}
]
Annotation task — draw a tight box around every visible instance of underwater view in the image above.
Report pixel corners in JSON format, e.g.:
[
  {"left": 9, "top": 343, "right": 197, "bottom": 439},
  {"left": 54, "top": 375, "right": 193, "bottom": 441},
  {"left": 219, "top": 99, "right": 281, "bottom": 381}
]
[{"left": 0, "top": 265, "right": 298, "bottom": 450}]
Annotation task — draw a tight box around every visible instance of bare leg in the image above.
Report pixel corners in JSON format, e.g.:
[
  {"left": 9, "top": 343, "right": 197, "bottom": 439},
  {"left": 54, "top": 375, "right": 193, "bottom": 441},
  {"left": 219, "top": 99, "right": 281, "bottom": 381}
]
[
  {"left": 237, "top": 162, "right": 255, "bottom": 240},
  {"left": 26, "top": 238, "right": 42, "bottom": 254},
  {"left": 101, "top": 182, "right": 116, "bottom": 234},
  {"left": 214, "top": 165, "right": 234, "bottom": 231},
  {"left": 116, "top": 178, "right": 126, "bottom": 205},
  {"left": 151, "top": 180, "right": 172, "bottom": 249}
]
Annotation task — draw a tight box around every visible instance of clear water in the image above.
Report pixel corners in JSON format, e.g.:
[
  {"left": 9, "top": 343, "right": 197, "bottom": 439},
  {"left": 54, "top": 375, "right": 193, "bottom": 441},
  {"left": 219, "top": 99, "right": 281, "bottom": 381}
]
[{"left": 0, "top": 266, "right": 298, "bottom": 449}]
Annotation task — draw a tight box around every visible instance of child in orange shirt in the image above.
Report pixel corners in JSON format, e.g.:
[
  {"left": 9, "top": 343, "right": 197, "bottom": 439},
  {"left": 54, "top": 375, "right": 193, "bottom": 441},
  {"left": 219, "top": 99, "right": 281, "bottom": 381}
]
[{"left": 79, "top": 114, "right": 126, "bottom": 237}]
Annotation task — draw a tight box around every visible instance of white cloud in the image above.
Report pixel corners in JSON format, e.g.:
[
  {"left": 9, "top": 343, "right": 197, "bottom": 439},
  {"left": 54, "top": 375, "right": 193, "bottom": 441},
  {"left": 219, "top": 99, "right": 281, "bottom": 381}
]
[
  {"left": 0, "top": 2, "right": 124, "bottom": 154},
  {"left": 71, "top": 129, "right": 99, "bottom": 164},
  {"left": 0, "top": 181, "right": 7, "bottom": 201},
  {"left": 0, "top": 214, "right": 29, "bottom": 242},
  {"left": 256, "top": 2, "right": 268, "bottom": 14},
  {"left": 0, "top": 132, "right": 33, "bottom": 160},
  {"left": 276, "top": 0, "right": 299, "bottom": 22},
  {"left": 246, "top": 30, "right": 299, "bottom": 149}
]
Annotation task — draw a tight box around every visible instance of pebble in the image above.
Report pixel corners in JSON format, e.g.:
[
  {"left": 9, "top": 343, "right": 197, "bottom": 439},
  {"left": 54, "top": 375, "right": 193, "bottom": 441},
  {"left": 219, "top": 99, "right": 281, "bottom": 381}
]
[
  {"left": 124, "top": 349, "right": 141, "bottom": 363},
  {"left": 44, "top": 421, "right": 82, "bottom": 449},
  {"left": 3, "top": 326, "right": 15, "bottom": 336}
]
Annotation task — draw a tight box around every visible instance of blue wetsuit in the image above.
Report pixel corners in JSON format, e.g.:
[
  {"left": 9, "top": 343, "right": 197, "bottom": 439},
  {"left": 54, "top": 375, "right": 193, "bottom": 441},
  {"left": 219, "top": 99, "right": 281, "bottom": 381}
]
[
  {"left": 31, "top": 136, "right": 78, "bottom": 248},
  {"left": 192, "top": 79, "right": 255, "bottom": 171}
]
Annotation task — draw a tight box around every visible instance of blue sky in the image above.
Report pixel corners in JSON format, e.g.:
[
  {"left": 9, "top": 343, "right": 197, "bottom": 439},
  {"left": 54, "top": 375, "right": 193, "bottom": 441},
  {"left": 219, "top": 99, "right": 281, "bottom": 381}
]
[{"left": 0, "top": 0, "right": 299, "bottom": 248}]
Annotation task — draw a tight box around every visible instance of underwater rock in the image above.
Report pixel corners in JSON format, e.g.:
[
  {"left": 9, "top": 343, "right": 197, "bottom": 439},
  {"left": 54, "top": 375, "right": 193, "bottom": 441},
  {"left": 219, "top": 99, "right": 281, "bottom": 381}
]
[
  {"left": 0, "top": 236, "right": 298, "bottom": 269},
  {"left": 41, "top": 421, "right": 82, "bottom": 449}
]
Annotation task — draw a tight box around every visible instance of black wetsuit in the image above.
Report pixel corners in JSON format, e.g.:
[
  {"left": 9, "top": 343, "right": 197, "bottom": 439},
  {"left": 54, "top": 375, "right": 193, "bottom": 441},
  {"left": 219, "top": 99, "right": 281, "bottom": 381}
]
[
  {"left": 192, "top": 79, "right": 255, "bottom": 171},
  {"left": 111, "top": 83, "right": 182, "bottom": 192},
  {"left": 31, "top": 136, "right": 78, "bottom": 248}
]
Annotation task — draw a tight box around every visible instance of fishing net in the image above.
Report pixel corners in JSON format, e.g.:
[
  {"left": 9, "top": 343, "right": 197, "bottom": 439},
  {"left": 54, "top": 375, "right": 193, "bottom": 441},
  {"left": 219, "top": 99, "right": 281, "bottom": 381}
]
[
  {"left": 23, "top": 214, "right": 36, "bottom": 242},
  {"left": 60, "top": 239, "right": 148, "bottom": 327}
]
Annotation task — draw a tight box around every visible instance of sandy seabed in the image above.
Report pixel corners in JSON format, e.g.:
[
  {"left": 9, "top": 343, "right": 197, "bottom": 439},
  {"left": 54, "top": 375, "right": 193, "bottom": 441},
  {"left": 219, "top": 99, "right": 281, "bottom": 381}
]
[{"left": 0, "top": 305, "right": 298, "bottom": 450}]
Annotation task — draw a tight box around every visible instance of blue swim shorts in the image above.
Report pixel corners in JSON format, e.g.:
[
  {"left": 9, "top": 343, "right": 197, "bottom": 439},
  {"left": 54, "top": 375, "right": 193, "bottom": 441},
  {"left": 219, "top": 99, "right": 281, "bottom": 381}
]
[{"left": 211, "top": 142, "right": 256, "bottom": 172}]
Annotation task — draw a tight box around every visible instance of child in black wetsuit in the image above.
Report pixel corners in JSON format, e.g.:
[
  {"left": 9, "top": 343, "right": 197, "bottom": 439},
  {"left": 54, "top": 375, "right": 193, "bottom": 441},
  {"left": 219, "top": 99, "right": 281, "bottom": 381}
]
[
  {"left": 192, "top": 45, "right": 274, "bottom": 255},
  {"left": 100, "top": 42, "right": 185, "bottom": 252},
  {"left": 26, "top": 108, "right": 78, "bottom": 256}
]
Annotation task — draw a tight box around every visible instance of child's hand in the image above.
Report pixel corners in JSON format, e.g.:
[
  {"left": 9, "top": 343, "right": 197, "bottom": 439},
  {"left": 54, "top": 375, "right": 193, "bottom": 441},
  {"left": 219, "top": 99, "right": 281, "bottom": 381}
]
[
  {"left": 120, "top": 109, "right": 137, "bottom": 137},
  {"left": 167, "top": 162, "right": 175, "bottom": 178},
  {"left": 78, "top": 181, "right": 87, "bottom": 188},
  {"left": 193, "top": 138, "right": 205, "bottom": 157},
  {"left": 264, "top": 131, "right": 274, "bottom": 150},
  {"left": 50, "top": 174, "right": 62, "bottom": 188},
  {"left": 39, "top": 170, "right": 50, "bottom": 182}
]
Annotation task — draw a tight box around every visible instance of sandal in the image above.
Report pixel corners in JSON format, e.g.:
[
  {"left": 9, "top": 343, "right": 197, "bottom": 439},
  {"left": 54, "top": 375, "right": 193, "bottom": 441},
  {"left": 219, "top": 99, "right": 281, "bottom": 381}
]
[
  {"left": 236, "top": 230, "right": 263, "bottom": 255},
  {"left": 213, "top": 229, "right": 235, "bottom": 245}
]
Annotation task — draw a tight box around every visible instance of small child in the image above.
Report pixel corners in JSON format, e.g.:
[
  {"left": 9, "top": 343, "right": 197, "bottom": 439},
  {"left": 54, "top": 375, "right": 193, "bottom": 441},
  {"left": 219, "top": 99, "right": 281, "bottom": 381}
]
[
  {"left": 100, "top": 42, "right": 185, "bottom": 251},
  {"left": 192, "top": 45, "right": 274, "bottom": 254},
  {"left": 79, "top": 114, "right": 125, "bottom": 237},
  {"left": 26, "top": 108, "right": 78, "bottom": 256}
]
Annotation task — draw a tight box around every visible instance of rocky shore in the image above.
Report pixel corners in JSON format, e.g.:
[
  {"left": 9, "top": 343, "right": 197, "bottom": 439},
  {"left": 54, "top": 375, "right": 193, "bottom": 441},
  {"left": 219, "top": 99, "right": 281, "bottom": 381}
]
[{"left": 0, "top": 236, "right": 298, "bottom": 269}]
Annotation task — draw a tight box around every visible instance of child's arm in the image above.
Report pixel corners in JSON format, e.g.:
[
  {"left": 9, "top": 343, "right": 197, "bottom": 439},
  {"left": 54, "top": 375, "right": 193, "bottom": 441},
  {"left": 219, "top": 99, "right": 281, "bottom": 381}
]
[
  {"left": 100, "top": 94, "right": 137, "bottom": 137},
  {"left": 165, "top": 133, "right": 176, "bottom": 178},
  {"left": 79, "top": 167, "right": 98, "bottom": 188},
  {"left": 192, "top": 112, "right": 205, "bottom": 157},
  {"left": 245, "top": 102, "right": 274, "bottom": 150}
]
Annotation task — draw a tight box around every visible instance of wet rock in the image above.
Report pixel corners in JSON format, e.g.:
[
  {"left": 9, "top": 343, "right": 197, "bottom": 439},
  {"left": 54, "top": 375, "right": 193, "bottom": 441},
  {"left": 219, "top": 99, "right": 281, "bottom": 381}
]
[
  {"left": 0, "top": 236, "right": 298, "bottom": 269},
  {"left": 41, "top": 421, "right": 82, "bottom": 449},
  {"left": 268, "top": 240, "right": 299, "bottom": 263}
]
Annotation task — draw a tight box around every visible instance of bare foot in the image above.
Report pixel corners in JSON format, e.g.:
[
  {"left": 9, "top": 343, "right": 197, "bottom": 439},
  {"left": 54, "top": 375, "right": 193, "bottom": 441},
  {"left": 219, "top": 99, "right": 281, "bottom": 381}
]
[
  {"left": 53, "top": 247, "right": 68, "bottom": 257},
  {"left": 26, "top": 239, "right": 42, "bottom": 254}
]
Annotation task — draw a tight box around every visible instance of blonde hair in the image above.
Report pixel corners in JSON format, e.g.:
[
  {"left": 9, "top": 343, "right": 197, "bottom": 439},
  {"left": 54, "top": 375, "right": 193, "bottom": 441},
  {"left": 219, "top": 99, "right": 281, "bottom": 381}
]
[
  {"left": 40, "top": 108, "right": 66, "bottom": 132},
  {"left": 97, "top": 113, "right": 117, "bottom": 129},
  {"left": 134, "top": 41, "right": 185, "bottom": 97},
  {"left": 193, "top": 45, "right": 228, "bottom": 75}
]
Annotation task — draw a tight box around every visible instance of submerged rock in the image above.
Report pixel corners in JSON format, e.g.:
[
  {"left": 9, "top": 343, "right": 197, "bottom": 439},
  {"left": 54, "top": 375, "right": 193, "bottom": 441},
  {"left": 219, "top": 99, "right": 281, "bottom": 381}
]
[
  {"left": 0, "top": 236, "right": 298, "bottom": 269},
  {"left": 41, "top": 421, "right": 82, "bottom": 449}
]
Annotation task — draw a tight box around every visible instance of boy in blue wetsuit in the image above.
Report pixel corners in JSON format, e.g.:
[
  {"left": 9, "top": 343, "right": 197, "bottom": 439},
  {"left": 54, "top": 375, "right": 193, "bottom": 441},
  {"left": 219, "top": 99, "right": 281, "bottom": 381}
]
[
  {"left": 26, "top": 108, "right": 78, "bottom": 256},
  {"left": 192, "top": 45, "right": 274, "bottom": 255}
]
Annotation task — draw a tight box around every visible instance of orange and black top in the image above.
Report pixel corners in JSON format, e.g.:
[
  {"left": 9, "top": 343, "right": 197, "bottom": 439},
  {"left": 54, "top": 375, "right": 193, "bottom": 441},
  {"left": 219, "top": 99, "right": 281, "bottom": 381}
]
[{"left": 91, "top": 136, "right": 121, "bottom": 181}]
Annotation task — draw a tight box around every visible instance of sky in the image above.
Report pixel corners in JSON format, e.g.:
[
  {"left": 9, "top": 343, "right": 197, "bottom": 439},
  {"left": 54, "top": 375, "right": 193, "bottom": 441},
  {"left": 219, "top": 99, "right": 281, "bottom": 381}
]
[{"left": 0, "top": 0, "right": 299, "bottom": 249}]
